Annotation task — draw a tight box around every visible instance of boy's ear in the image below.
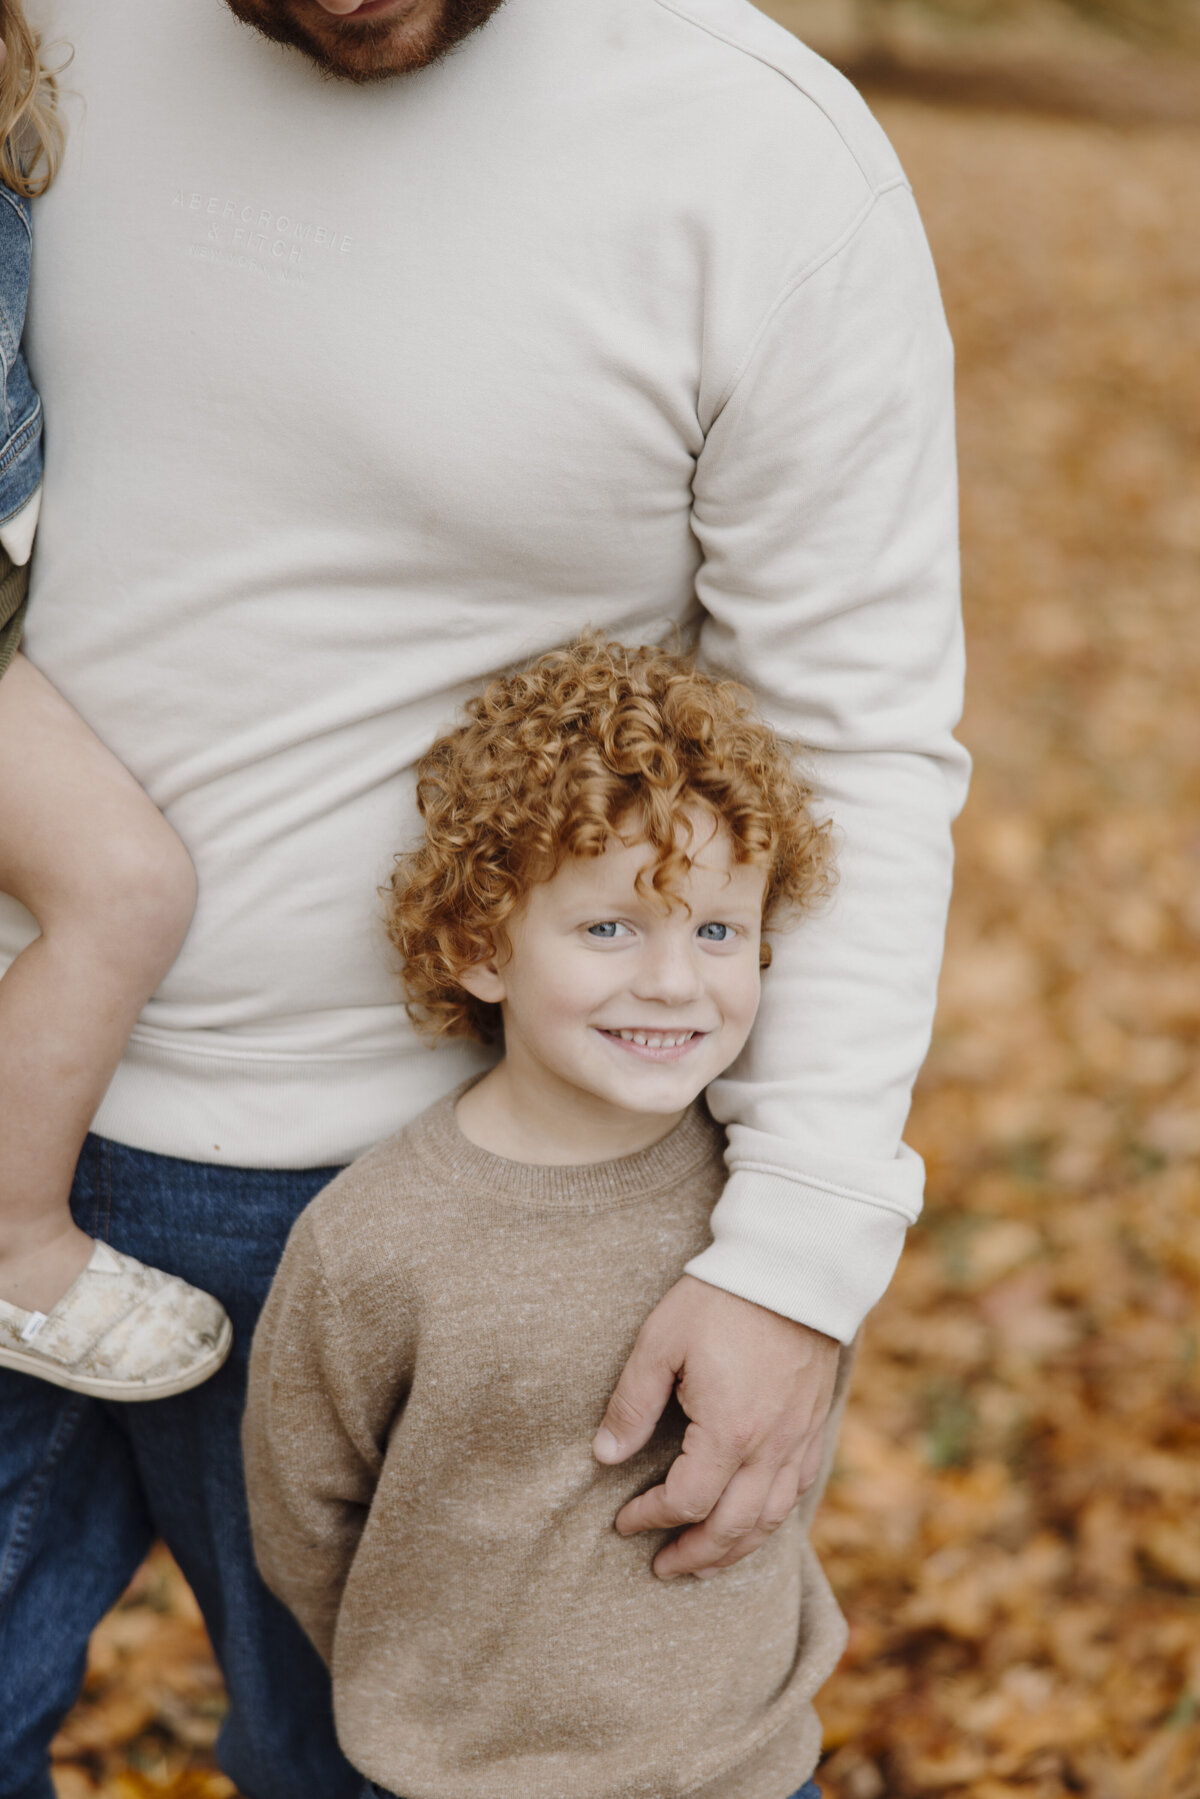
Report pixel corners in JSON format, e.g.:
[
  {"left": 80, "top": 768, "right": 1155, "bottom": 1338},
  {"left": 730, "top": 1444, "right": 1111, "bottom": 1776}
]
[{"left": 457, "top": 956, "right": 506, "bottom": 1006}]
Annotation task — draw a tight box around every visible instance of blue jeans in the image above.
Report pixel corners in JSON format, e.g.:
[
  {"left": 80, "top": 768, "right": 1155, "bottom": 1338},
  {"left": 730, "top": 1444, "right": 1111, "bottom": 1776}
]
[{"left": 0, "top": 1135, "right": 362, "bottom": 1799}]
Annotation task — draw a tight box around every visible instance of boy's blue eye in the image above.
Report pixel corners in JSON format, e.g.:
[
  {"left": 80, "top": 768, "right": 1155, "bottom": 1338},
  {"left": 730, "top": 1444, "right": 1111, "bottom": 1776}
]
[
  {"left": 587, "top": 921, "right": 627, "bottom": 938},
  {"left": 697, "top": 922, "right": 732, "bottom": 941}
]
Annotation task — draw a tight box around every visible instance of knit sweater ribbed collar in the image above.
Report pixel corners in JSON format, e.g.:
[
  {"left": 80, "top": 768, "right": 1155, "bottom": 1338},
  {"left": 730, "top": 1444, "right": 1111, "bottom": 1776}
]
[{"left": 410, "top": 1086, "right": 721, "bottom": 1211}]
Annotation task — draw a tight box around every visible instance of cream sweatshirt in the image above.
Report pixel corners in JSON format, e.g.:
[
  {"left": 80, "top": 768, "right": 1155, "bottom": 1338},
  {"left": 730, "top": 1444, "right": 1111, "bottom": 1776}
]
[
  {"left": 8, "top": 0, "right": 967, "bottom": 1339},
  {"left": 244, "top": 1095, "right": 851, "bottom": 1799}
]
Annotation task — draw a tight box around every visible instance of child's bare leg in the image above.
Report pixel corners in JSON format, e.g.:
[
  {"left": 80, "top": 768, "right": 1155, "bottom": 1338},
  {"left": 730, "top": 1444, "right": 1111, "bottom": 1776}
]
[{"left": 0, "top": 652, "right": 197, "bottom": 1312}]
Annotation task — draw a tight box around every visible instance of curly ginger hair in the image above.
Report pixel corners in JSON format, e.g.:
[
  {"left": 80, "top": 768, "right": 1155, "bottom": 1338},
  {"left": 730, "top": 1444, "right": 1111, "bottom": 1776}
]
[{"left": 385, "top": 637, "right": 832, "bottom": 1045}]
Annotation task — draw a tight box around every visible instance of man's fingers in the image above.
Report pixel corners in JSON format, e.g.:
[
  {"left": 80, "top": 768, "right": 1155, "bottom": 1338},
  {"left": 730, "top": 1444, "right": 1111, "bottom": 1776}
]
[
  {"left": 613, "top": 1425, "right": 744, "bottom": 1536},
  {"left": 658, "top": 1460, "right": 805, "bottom": 1575},
  {"left": 645, "top": 1461, "right": 779, "bottom": 1577},
  {"left": 598, "top": 1278, "right": 843, "bottom": 1574},
  {"left": 593, "top": 1326, "right": 681, "bottom": 1465},
  {"left": 795, "top": 1424, "right": 827, "bottom": 1495}
]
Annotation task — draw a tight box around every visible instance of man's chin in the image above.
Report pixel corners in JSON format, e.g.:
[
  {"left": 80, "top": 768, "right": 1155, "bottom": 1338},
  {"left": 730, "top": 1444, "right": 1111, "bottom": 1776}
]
[{"left": 223, "top": 0, "right": 506, "bottom": 83}]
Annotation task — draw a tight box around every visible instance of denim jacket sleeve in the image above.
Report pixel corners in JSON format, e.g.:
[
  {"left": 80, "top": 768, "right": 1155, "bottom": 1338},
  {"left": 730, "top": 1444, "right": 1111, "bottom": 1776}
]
[{"left": 0, "top": 184, "right": 44, "bottom": 527}]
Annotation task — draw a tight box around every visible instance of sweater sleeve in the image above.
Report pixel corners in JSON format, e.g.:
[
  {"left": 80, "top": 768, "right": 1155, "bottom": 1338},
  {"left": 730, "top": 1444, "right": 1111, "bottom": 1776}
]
[
  {"left": 685, "top": 180, "right": 969, "bottom": 1343},
  {"left": 242, "top": 1206, "right": 405, "bottom": 1664}
]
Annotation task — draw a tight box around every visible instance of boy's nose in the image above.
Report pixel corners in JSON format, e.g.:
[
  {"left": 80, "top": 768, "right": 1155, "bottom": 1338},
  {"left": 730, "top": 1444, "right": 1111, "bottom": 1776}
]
[{"left": 632, "top": 940, "right": 703, "bottom": 1006}]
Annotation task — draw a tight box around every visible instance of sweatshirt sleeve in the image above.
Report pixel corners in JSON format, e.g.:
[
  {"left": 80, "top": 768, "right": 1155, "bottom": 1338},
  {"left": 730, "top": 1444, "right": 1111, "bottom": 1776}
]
[
  {"left": 684, "top": 180, "right": 969, "bottom": 1343},
  {"left": 242, "top": 1206, "right": 404, "bottom": 1664}
]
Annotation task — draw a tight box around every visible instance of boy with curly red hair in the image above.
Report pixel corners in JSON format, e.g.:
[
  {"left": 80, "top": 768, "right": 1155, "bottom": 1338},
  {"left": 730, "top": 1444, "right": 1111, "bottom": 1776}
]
[{"left": 244, "top": 638, "right": 847, "bottom": 1799}]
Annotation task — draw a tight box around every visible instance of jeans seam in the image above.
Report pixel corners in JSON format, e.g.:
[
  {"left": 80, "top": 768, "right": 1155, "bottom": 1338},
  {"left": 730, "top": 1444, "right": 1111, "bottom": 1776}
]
[
  {"left": 0, "top": 402, "right": 41, "bottom": 475},
  {"left": 0, "top": 1393, "right": 90, "bottom": 1613}
]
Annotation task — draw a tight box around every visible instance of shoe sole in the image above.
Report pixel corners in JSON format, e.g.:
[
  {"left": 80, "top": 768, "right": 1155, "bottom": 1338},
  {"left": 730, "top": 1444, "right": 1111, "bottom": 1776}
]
[{"left": 0, "top": 1315, "right": 234, "bottom": 1402}]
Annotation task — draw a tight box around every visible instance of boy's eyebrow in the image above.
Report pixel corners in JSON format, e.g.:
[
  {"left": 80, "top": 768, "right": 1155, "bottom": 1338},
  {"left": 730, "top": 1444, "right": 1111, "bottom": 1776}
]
[{"left": 566, "top": 893, "right": 764, "bottom": 918}]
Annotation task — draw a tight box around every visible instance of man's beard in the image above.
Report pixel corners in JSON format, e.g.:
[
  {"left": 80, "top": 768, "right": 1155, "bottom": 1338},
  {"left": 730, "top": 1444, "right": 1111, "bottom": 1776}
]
[{"left": 223, "top": 0, "right": 507, "bottom": 83}]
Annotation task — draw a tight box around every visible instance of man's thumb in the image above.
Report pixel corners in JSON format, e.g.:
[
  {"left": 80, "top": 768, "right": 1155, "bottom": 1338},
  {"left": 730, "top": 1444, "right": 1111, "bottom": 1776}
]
[{"left": 593, "top": 1335, "right": 678, "bottom": 1465}]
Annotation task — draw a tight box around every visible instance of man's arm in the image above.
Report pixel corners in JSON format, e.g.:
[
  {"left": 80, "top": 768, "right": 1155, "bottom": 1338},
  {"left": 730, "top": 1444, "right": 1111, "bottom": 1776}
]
[
  {"left": 597, "top": 180, "right": 967, "bottom": 1574},
  {"left": 242, "top": 1210, "right": 388, "bottom": 1661}
]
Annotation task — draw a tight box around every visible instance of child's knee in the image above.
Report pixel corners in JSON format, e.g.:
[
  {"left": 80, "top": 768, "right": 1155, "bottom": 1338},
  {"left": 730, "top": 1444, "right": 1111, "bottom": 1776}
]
[{"left": 82, "top": 803, "right": 197, "bottom": 981}]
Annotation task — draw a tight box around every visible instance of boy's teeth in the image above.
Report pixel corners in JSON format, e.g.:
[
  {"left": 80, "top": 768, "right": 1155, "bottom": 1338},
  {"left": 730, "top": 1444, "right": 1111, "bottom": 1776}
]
[{"left": 615, "top": 1030, "right": 693, "bottom": 1047}]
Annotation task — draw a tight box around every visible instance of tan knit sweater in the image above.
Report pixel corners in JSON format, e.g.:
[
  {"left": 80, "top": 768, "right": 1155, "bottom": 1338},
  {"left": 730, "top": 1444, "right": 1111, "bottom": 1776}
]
[{"left": 243, "top": 1093, "right": 850, "bottom": 1799}]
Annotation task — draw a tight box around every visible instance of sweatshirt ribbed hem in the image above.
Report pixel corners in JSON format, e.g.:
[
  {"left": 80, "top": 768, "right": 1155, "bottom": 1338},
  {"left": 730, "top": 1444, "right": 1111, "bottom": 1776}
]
[{"left": 90, "top": 1032, "right": 492, "bottom": 1171}]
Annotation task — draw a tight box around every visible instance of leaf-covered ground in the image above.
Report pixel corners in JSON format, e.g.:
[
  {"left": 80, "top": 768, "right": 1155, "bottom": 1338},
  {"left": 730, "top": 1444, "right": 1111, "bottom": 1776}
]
[
  {"left": 51, "top": 78, "right": 1200, "bottom": 1799},
  {"left": 813, "top": 89, "right": 1200, "bottom": 1799}
]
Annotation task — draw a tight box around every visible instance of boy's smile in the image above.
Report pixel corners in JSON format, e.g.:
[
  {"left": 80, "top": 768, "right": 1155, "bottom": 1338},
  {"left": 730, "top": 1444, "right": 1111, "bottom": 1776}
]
[
  {"left": 599, "top": 1028, "right": 703, "bottom": 1058},
  {"left": 455, "top": 813, "right": 766, "bottom": 1165}
]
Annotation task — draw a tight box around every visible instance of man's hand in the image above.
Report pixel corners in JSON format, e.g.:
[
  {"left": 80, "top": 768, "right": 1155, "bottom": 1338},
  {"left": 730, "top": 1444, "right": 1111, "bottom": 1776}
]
[{"left": 592, "top": 1275, "right": 840, "bottom": 1579}]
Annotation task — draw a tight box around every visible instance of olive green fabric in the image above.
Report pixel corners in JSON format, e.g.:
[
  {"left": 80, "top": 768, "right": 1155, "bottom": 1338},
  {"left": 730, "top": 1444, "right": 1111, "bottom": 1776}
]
[{"left": 0, "top": 543, "right": 28, "bottom": 680}]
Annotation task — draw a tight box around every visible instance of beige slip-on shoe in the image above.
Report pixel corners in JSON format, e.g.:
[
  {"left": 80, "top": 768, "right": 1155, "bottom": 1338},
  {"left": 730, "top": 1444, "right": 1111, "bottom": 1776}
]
[{"left": 0, "top": 1240, "right": 232, "bottom": 1401}]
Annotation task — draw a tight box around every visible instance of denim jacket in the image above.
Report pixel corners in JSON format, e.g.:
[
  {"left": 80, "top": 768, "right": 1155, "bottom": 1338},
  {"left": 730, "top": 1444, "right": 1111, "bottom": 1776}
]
[{"left": 0, "top": 182, "right": 43, "bottom": 528}]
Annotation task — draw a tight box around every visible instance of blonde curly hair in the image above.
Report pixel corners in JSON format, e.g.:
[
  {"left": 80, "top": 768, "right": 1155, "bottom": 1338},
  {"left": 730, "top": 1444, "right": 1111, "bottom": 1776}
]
[
  {"left": 1, "top": 0, "right": 65, "bottom": 196},
  {"left": 386, "top": 637, "right": 832, "bottom": 1046}
]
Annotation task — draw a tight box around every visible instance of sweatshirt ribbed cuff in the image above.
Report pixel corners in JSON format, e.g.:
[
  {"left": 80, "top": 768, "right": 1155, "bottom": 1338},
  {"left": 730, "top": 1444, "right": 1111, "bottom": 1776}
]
[{"left": 684, "top": 1166, "right": 914, "bottom": 1344}]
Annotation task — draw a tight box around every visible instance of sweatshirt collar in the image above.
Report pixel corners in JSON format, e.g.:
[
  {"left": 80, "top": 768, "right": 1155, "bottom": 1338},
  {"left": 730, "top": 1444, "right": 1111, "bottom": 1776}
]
[{"left": 411, "top": 1082, "right": 721, "bottom": 1210}]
